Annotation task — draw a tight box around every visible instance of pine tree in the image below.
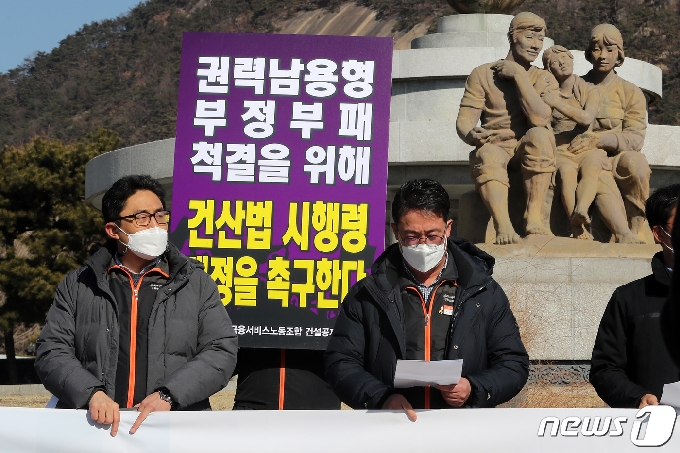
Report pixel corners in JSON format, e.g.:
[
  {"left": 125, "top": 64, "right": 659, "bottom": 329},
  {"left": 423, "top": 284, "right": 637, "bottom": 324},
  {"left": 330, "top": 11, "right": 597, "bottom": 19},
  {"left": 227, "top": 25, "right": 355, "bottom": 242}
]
[{"left": 0, "top": 128, "right": 119, "bottom": 383}]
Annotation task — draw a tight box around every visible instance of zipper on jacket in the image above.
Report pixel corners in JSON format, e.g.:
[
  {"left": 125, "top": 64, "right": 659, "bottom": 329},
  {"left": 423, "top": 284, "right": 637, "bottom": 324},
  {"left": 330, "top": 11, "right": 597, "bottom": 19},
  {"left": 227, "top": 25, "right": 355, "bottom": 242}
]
[
  {"left": 128, "top": 287, "right": 139, "bottom": 408},
  {"left": 278, "top": 349, "right": 286, "bottom": 410},
  {"left": 405, "top": 280, "right": 448, "bottom": 409},
  {"left": 109, "top": 265, "right": 169, "bottom": 408}
]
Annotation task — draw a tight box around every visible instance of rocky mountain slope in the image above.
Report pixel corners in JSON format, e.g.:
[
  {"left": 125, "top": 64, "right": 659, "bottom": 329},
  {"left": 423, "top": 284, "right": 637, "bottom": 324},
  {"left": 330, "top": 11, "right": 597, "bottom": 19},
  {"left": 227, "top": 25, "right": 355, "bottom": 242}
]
[{"left": 0, "top": 0, "right": 677, "bottom": 149}]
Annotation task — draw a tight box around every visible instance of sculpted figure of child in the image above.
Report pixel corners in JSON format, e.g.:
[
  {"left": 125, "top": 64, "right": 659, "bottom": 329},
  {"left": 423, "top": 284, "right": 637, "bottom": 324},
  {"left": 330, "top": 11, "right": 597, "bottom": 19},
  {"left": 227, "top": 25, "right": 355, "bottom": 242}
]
[{"left": 542, "top": 45, "right": 608, "bottom": 239}]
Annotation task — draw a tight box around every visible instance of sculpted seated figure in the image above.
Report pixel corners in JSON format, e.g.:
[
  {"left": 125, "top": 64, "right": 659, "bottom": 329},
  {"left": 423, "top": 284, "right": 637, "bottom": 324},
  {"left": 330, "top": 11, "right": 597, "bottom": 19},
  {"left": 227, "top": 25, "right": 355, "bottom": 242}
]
[
  {"left": 576, "top": 24, "right": 650, "bottom": 243},
  {"left": 542, "top": 45, "right": 603, "bottom": 239},
  {"left": 457, "top": 12, "right": 558, "bottom": 245}
]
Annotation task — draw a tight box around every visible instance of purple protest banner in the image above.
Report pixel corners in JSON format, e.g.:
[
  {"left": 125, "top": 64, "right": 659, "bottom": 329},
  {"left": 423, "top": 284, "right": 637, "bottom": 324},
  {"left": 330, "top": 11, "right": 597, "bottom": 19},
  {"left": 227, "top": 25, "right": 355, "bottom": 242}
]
[{"left": 170, "top": 33, "right": 392, "bottom": 348}]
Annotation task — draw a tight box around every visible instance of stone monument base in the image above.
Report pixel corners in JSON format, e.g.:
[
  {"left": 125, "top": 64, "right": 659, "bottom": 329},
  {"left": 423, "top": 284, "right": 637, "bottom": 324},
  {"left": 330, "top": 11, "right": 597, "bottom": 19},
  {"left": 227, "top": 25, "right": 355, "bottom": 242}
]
[{"left": 476, "top": 235, "right": 661, "bottom": 362}]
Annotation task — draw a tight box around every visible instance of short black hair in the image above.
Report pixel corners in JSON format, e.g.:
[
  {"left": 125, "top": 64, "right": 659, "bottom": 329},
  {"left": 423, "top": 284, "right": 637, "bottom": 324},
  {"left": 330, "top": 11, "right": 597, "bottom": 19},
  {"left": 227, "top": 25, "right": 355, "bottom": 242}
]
[
  {"left": 392, "top": 179, "right": 450, "bottom": 224},
  {"left": 101, "top": 175, "right": 167, "bottom": 223},
  {"left": 645, "top": 184, "right": 680, "bottom": 228}
]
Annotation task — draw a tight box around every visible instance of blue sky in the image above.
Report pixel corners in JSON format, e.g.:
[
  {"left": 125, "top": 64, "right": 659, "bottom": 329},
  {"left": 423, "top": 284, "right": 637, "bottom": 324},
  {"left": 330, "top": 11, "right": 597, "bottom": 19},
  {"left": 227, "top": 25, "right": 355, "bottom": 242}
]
[{"left": 0, "top": 0, "right": 144, "bottom": 73}]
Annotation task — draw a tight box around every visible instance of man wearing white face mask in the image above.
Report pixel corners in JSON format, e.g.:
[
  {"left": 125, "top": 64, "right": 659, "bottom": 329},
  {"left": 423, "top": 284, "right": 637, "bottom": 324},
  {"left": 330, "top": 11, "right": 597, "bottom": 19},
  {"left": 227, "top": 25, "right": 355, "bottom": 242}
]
[
  {"left": 35, "top": 175, "right": 237, "bottom": 436},
  {"left": 324, "top": 179, "right": 528, "bottom": 420},
  {"left": 591, "top": 184, "right": 680, "bottom": 409}
]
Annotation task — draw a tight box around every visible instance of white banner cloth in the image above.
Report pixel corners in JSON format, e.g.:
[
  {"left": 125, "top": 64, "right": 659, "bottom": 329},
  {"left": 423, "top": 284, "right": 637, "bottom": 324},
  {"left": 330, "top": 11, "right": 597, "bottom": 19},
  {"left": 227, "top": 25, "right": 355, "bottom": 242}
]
[{"left": 0, "top": 406, "right": 679, "bottom": 452}]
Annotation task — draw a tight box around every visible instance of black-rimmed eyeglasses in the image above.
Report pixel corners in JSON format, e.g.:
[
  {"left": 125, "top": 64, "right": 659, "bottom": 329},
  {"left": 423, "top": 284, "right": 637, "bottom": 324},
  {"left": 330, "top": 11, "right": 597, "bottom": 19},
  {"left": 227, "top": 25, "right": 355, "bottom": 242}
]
[
  {"left": 115, "top": 210, "right": 170, "bottom": 227},
  {"left": 399, "top": 234, "right": 446, "bottom": 247}
]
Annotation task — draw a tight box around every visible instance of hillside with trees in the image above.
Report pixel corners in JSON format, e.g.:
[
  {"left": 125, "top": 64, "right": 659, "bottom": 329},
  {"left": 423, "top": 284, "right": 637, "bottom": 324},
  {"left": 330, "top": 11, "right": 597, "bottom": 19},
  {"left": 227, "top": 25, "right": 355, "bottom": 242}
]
[
  {"left": 2, "top": 0, "right": 680, "bottom": 150},
  {"left": 0, "top": 129, "right": 120, "bottom": 382}
]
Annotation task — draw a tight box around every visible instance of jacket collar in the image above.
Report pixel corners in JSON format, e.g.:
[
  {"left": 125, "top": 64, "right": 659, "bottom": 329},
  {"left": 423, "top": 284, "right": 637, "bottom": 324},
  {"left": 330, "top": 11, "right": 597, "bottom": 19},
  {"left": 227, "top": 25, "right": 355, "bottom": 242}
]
[
  {"left": 87, "top": 240, "right": 192, "bottom": 286},
  {"left": 394, "top": 250, "right": 458, "bottom": 292},
  {"left": 111, "top": 253, "right": 167, "bottom": 277},
  {"left": 651, "top": 251, "right": 672, "bottom": 288}
]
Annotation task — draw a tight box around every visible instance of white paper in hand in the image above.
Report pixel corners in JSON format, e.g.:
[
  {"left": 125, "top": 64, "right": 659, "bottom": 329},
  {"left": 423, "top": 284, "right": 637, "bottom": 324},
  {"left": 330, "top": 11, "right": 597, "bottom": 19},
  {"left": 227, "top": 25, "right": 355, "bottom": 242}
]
[
  {"left": 393, "top": 359, "right": 463, "bottom": 388},
  {"left": 660, "top": 381, "right": 680, "bottom": 408}
]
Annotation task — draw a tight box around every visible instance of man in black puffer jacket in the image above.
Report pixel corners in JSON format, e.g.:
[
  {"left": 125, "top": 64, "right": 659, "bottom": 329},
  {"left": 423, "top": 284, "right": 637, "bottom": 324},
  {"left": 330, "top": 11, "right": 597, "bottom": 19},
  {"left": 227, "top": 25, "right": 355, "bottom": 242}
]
[
  {"left": 324, "top": 179, "right": 528, "bottom": 419},
  {"left": 590, "top": 184, "right": 680, "bottom": 408}
]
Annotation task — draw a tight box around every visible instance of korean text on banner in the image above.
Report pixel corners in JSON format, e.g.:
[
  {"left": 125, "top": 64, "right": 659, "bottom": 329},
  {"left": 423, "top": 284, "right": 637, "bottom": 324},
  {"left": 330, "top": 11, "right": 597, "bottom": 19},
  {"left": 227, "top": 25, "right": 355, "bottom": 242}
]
[{"left": 171, "top": 33, "right": 393, "bottom": 348}]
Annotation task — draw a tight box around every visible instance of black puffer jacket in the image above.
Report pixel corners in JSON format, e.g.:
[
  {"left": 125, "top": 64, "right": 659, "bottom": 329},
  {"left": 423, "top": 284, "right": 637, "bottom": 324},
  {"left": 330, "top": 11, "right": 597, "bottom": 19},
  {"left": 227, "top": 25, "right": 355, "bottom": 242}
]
[
  {"left": 590, "top": 252, "right": 679, "bottom": 408},
  {"left": 233, "top": 348, "right": 340, "bottom": 410},
  {"left": 324, "top": 238, "right": 529, "bottom": 409}
]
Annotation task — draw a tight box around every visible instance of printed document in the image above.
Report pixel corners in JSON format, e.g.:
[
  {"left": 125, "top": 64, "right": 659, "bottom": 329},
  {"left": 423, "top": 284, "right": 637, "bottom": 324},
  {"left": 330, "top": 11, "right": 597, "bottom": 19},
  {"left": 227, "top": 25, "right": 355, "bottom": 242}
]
[{"left": 393, "top": 359, "right": 463, "bottom": 388}]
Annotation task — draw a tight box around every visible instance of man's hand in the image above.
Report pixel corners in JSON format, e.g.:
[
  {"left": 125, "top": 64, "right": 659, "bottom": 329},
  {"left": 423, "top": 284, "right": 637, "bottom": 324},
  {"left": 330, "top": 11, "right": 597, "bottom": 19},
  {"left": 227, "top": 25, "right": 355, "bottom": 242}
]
[
  {"left": 491, "top": 60, "right": 524, "bottom": 80},
  {"left": 639, "top": 393, "right": 659, "bottom": 409},
  {"left": 438, "top": 377, "right": 472, "bottom": 407},
  {"left": 382, "top": 394, "right": 417, "bottom": 422},
  {"left": 470, "top": 126, "right": 492, "bottom": 146},
  {"left": 470, "top": 127, "right": 514, "bottom": 146},
  {"left": 486, "top": 129, "right": 515, "bottom": 143},
  {"left": 88, "top": 391, "right": 120, "bottom": 437},
  {"left": 568, "top": 132, "right": 600, "bottom": 155},
  {"left": 129, "top": 391, "right": 172, "bottom": 434}
]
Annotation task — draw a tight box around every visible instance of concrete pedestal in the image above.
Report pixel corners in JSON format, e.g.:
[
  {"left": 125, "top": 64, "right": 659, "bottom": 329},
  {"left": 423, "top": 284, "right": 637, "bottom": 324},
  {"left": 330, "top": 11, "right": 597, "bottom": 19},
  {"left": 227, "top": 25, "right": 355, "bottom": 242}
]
[{"left": 478, "top": 236, "right": 662, "bottom": 361}]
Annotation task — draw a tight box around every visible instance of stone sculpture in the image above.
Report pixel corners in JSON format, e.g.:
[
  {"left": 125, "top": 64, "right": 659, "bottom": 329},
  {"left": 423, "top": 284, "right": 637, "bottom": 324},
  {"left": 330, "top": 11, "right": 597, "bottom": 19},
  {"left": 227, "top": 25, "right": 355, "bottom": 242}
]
[
  {"left": 541, "top": 45, "right": 609, "bottom": 240},
  {"left": 579, "top": 24, "right": 650, "bottom": 243},
  {"left": 456, "top": 12, "right": 558, "bottom": 245},
  {"left": 447, "top": 0, "right": 526, "bottom": 14}
]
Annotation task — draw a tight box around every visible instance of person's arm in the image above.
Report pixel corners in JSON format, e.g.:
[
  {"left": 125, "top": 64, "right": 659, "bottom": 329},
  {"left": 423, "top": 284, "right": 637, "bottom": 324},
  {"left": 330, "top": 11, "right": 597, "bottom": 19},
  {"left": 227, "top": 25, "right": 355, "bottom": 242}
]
[
  {"left": 545, "top": 83, "right": 600, "bottom": 126},
  {"left": 34, "top": 270, "right": 108, "bottom": 409},
  {"left": 464, "top": 281, "right": 530, "bottom": 408},
  {"left": 589, "top": 289, "right": 650, "bottom": 408},
  {"left": 130, "top": 273, "right": 236, "bottom": 434},
  {"left": 492, "top": 61, "right": 552, "bottom": 127},
  {"left": 35, "top": 270, "right": 122, "bottom": 436},
  {"left": 324, "top": 284, "right": 395, "bottom": 410},
  {"left": 456, "top": 67, "right": 494, "bottom": 147},
  {"left": 156, "top": 272, "right": 238, "bottom": 408},
  {"left": 457, "top": 106, "right": 516, "bottom": 146},
  {"left": 596, "top": 82, "right": 646, "bottom": 154},
  {"left": 561, "top": 86, "right": 602, "bottom": 155},
  {"left": 456, "top": 106, "right": 487, "bottom": 147}
]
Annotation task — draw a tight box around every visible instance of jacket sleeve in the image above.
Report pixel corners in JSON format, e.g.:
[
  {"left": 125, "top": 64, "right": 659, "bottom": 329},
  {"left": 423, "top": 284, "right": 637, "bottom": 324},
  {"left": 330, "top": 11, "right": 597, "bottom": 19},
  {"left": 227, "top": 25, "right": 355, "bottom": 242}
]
[
  {"left": 324, "top": 284, "right": 393, "bottom": 409},
  {"left": 34, "top": 270, "right": 105, "bottom": 409},
  {"left": 589, "top": 289, "right": 648, "bottom": 408},
  {"left": 465, "top": 281, "right": 529, "bottom": 407},
  {"left": 160, "top": 272, "right": 238, "bottom": 409}
]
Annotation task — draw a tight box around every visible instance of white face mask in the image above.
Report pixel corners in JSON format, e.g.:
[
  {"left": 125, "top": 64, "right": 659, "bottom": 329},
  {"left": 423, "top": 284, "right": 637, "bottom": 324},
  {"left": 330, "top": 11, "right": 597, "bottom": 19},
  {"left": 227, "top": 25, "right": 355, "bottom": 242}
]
[
  {"left": 661, "top": 227, "right": 675, "bottom": 254},
  {"left": 116, "top": 225, "right": 168, "bottom": 260},
  {"left": 400, "top": 241, "right": 447, "bottom": 273}
]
